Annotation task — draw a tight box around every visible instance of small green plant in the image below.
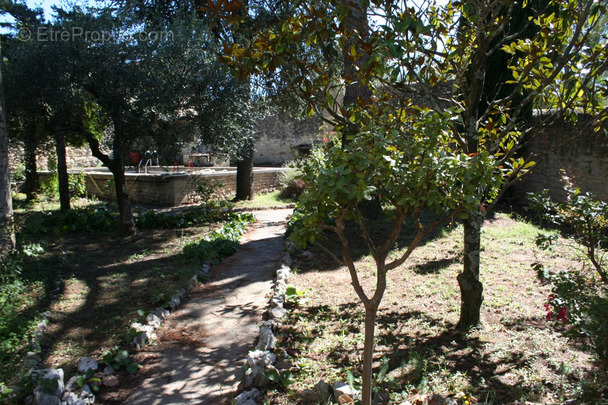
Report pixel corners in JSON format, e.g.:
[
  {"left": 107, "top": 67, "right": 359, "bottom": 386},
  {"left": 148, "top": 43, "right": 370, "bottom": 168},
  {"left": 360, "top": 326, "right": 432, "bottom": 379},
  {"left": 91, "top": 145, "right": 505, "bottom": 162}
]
[
  {"left": 266, "top": 367, "right": 295, "bottom": 387},
  {"left": 529, "top": 174, "right": 608, "bottom": 401},
  {"left": 195, "top": 179, "right": 225, "bottom": 206},
  {"left": 76, "top": 368, "right": 102, "bottom": 392},
  {"left": 38, "top": 174, "right": 59, "bottom": 200},
  {"left": 284, "top": 285, "right": 305, "bottom": 307},
  {"left": 528, "top": 172, "right": 608, "bottom": 284},
  {"left": 102, "top": 347, "right": 141, "bottom": 375},
  {"left": 135, "top": 208, "right": 229, "bottom": 230},
  {"left": 69, "top": 172, "right": 88, "bottom": 199},
  {"left": 183, "top": 213, "right": 254, "bottom": 264},
  {"left": 278, "top": 164, "right": 306, "bottom": 201}
]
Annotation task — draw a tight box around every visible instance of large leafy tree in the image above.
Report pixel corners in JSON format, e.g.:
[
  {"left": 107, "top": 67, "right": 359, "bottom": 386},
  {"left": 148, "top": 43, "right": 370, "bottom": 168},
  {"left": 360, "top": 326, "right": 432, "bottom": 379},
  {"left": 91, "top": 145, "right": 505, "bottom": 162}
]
[
  {"left": 450, "top": 0, "right": 608, "bottom": 328},
  {"left": 0, "top": 44, "right": 14, "bottom": 258},
  {"left": 1, "top": 1, "right": 46, "bottom": 202},
  {"left": 3, "top": 25, "right": 90, "bottom": 210},
  {"left": 214, "top": 0, "right": 608, "bottom": 402},
  {"left": 37, "top": 5, "right": 248, "bottom": 234}
]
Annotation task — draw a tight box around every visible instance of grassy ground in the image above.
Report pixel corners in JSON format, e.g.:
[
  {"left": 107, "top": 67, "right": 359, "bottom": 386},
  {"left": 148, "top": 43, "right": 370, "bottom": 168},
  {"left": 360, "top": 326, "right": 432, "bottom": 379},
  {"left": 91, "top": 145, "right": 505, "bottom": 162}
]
[
  {"left": 232, "top": 190, "right": 295, "bottom": 210},
  {"left": 265, "top": 212, "right": 601, "bottom": 404},
  {"left": 1, "top": 195, "right": 234, "bottom": 399}
]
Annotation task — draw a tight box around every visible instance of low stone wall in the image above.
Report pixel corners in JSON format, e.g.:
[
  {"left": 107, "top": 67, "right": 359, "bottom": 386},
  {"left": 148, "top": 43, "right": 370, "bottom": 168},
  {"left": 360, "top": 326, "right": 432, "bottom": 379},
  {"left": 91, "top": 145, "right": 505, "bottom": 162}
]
[{"left": 39, "top": 168, "right": 285, "bottom": 207}]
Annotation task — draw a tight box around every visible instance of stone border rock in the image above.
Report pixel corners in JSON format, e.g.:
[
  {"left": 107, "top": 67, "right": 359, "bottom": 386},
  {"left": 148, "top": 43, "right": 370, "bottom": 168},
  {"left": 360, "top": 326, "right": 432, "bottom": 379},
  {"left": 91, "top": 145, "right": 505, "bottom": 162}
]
[
  {"left": 18, "top": 213, "right": 250, "bottom": 404},
  {"left": 235, "top": 241, "right": 296, "bottom": 404},
  {"left": 22, "top": 261, "right": 213, "bottom": 405},
  {"left": 235, "top": 241, "right": 366, "bottom": 405}
]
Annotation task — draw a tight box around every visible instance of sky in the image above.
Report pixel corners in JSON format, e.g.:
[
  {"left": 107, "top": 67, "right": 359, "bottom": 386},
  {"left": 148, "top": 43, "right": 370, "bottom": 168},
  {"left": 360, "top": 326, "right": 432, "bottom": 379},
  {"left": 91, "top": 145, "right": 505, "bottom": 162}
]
[{"left": 26, "top": 0, "right": 58, "bottom": 19}]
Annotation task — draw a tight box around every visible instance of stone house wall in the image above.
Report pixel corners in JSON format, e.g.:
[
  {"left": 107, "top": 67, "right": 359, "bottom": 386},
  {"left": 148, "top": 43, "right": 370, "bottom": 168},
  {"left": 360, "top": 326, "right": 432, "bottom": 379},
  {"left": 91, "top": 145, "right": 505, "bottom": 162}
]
[
  {"left": 510, "top": 117, "right": 608, "bottom": 203},
  {"left": 252, "top": 114, "right": 324, "bottom": 165}
]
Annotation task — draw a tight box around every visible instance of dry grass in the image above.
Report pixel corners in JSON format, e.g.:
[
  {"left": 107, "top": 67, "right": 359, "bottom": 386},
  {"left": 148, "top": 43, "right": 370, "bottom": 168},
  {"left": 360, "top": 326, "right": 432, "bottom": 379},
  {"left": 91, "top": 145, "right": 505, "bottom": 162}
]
[{"left": 267, "top": 212, "right": 595, "bottom": 404}]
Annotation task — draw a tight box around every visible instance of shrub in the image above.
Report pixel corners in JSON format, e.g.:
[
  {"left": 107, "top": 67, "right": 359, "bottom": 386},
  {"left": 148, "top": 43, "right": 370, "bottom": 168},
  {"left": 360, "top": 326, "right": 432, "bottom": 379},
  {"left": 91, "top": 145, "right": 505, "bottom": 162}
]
[
  {"left": 182, "top": 213, "right": 254, "bottom": 264},
  {"left": 195, "top": 179, "right": 225, "bottom": 206},
  {"left": 278, "top": 164, "right": 306, "bottom": 201},
  {"left": 69, "top": 172, "right": 88, "bottom": 199},
  {"left": 529, "top": 174, "right": 608, "bottom": 400}
]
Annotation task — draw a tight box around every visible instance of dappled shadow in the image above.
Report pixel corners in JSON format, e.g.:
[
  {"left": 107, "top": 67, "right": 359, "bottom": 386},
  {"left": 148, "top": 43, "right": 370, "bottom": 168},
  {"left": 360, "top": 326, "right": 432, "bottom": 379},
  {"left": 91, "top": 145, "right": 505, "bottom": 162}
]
[
  {"left": 278, "top": 297, "right": 572, "bottom": 404},
  {"left": 293, "top": 211, "right": 459, "bottom": 274},
  {"left": 412, "top": 256, "right": 460, "bottom": 275},
  {"left": 120, "top": 211, "right": 289, "bottom": 404},
  {"left": 6, "top": 209, "right": 290, "bottom": 403},
  {"left": 373, "top": 310, "right": 568, "bottom": 404}
]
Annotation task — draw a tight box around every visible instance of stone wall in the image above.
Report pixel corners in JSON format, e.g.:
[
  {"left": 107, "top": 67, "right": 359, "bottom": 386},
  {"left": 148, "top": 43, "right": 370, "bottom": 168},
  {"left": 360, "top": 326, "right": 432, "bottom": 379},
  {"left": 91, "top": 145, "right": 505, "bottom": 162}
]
[
  {"left": 511, "top": 117, "right": 608, "bottom": 203},
  {"left": 9, "top": 144, "right": 100, "bottom": 177},
  {"left": 39, "top": 168, "right": 285, "bottom": 206},
  {"left": 253, "top": 114, "right": 324, "bottom": 165}
]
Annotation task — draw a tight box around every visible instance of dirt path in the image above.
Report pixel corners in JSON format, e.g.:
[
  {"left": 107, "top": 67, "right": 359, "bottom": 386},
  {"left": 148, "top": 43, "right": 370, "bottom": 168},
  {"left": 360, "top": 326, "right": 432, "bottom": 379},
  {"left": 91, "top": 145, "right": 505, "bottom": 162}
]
[{"left": 123, "top": 209, "right": 292, "bottom": 404}]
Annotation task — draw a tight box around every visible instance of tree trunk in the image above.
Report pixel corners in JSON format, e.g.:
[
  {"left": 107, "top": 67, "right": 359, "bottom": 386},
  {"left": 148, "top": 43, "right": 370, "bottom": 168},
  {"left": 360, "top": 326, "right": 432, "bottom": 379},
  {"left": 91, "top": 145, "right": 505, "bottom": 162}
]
[
  {"left": 55, "top": 131, "right": 70, "bottom": 211},
  {"left": 361, "top": 305, "right": 378, "bottom": 405},
  {"left": 0, "top": 64, "right": 15, "bottom": 258},
  {"left": 457, "top": 209, "right": 484, "bottom": 329},
  {"left": 109, "top": 161, "right": 136, "bottom": 236},
  {"left": 84, "top": 130, "right": 136, "bottom": 236},
  {"left": 23, "top": 136, "right": 38, "bottom": 201},
  {"left": 234, "top": 141, "right": 254, "bottom": 201},
  {"left": 342, "top": 0, "right": 381, "bottom": 219}
]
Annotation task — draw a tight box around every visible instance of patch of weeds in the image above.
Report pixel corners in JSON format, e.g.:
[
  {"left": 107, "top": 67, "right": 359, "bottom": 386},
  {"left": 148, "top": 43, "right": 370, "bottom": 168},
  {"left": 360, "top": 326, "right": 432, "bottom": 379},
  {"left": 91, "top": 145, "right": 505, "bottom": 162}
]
[
  {"left": 266, "top": 368, "right": 296, "bottom": 387},
  {"left": 128, "top": 249, "right": 150, "bottom": 262},
  {"left": 284, "top": 285, "right": 306, "bottom": 307},
  {"left": 135, "top": 208, "right": 229, "bottom": 230},
  {"left": 102, "top": 347, "right": 141, "bottom": 375}
]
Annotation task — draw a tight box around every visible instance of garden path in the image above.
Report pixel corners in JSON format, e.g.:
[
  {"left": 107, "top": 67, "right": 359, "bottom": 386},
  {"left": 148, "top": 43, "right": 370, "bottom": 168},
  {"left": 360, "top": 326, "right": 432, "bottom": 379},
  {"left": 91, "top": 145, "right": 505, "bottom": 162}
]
[{"left": 124, "top": 208, "right": 292, "bottom": 404}]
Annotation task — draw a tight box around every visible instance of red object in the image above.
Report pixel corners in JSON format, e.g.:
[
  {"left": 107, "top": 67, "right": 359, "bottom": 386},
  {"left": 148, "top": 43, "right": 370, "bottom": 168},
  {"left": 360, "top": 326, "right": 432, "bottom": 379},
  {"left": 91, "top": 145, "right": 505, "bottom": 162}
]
[{"left": 129, "top": 152, "right": 142, "bottom": 165}]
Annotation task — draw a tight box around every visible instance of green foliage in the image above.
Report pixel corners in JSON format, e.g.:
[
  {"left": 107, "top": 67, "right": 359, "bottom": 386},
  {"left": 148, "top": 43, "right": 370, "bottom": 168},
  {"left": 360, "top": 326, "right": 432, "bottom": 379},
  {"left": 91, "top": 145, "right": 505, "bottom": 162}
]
[
  {"left": 530, "top": 175, "right": 608, "bottom": 399},
  {"left": 21, "top": 204, "right": 232, "bottom": 236},
  {"left": 266, "top": 367, "right": 295, "bottom": 387},
  {"left": 38, "top": 175, "right": 59, "bottom": 201},
  {"left": 529, "top": 173, "right": 608, "bottom": 284},
  {"left": 182, "top": 213, "right": 254, "bottom": 264},
  {"left": 135, "top": 209, "right": 229, "bottom": 230},
  {"left": 11, "top": 164, "right": 26, "bottom": 184},
  {"left": 195, "top": 179, "right": 225, "bottom": 207},
  {"left": 288, "top": 109, "right": 501, "bottom": 249},
  {"left": 278, "top": 164, "right": 306, "bottom": 201},
  {"left": 102, "top": 347, "right": 141, "bottom": 375},
  {"left": 535, "top": 263, "right": 608, "bottom": 400},
  {"left": 284, "top": 285, "right": 305, "bottom": 307},
  {"left": 23, "top": 206, "right": 117, "bottom": 235},
  {"left": 37, "top": 173, "right": 89, "bottom": 201},
  {"left": 69, "top": 172, "right": 88, "bottom": 199}
]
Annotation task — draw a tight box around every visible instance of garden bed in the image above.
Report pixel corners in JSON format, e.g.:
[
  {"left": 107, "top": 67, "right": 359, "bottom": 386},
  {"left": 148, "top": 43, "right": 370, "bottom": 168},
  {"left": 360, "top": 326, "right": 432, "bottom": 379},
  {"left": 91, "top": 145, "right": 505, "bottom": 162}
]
[{"left": 264, "top": 212, "right": 602, "bottom": 404}]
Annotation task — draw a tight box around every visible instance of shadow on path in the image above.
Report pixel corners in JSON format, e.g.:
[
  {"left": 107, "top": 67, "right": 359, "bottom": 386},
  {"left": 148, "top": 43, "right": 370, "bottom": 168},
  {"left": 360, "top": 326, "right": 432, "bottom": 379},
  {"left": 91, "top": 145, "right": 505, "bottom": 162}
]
[{"left": 124, "top": 209, "right": 292, "bottom": 405}]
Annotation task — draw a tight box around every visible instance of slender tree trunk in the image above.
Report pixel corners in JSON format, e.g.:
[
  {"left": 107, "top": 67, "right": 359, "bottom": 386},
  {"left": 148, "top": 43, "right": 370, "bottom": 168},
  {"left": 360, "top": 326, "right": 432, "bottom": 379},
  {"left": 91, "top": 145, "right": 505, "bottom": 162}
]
[
  {"left": 361, "top": 305, "right": 378, "bottom": 405},
  {"left": 84, "top": 130, "right": 136, "bottom": 236},
  {"left": 342, "top": 0, "right": 381, "bottom": 219},
  {"left": 0, "top": 64, "right": 15, "bottom": 258},
  {"left": 234, "top": 141, "right": 254, "bottom": 201},
  {"left": 55, "top": 131, "right": 70, "bottom": 211},
  {"left": 23, "top": 136, "right": 38, "bottom": 201},
  {"left": 110, "top": 161, "right": 136, "bottom": 236},
  {"left": 457, "top": 209, "right": 484, "bottom": 329}
]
